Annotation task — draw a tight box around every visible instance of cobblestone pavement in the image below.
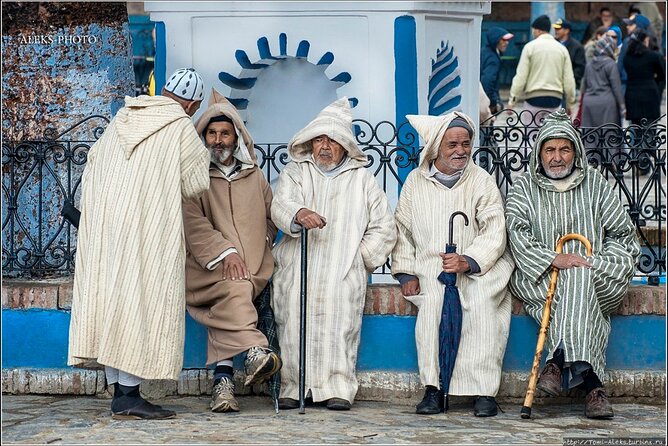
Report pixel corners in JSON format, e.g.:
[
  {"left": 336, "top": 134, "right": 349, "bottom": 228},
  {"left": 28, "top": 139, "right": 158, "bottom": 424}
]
[{"left": 2, "top": 395, "right": 666, "bottom": 445}]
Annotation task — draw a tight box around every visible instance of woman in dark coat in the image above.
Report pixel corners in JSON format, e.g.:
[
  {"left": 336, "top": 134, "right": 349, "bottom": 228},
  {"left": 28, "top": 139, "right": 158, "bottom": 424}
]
[
  {"left": 580, "top": 35, "right": 625, "bottom": 127},
  {"left": 623, "top": 29, "right": 665, "bottom": 174},
  {"left": 623, "top": 29, "right": 665, "bottom": 124}
]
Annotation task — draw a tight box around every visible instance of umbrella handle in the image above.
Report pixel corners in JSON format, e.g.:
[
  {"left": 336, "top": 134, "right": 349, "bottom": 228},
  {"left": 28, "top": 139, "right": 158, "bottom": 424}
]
[
  {"left": 448, "top": 212, "right": 469, "bottom": 246},
  {"left": 521, "top": 233, "right": 593, "bottom": 419},
  {"left": 299, "top": 227, "right": 308, "bottom": 414}
]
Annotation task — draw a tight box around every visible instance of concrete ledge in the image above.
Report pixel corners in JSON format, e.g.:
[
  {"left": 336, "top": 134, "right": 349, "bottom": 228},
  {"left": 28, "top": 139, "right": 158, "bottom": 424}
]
[
  {"left": 3, "top": 368, "right": 665, "bottom": 405},
  {"left": 3, "top": 280, "right": 665, "bottom": 316}
]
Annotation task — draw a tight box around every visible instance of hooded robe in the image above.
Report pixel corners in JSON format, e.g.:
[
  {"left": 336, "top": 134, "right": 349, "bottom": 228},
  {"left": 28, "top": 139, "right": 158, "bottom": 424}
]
[
  {"left": 391, "top": 112, "right": 514, "bottom": 396},
  {"left": 271, "top": 97, "right": 397, "bottom": 404},
  {"left": 506, "top": 109, "right": 640, "bottom": 378},
  {"left": 183, "top": 89, "right": 277, "bottom": 364},
  {"left": 68, "top": 95, "right": 210, "bottom": 380}
]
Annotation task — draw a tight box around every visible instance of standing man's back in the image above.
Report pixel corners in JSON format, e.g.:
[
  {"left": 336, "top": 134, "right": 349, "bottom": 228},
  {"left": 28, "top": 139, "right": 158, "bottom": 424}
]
[
  {"left": 68, "top": 68, "right": 210, "bottom": 420},
  {"left": 509, "top": 15, "right": 576, "bottom": 120}
]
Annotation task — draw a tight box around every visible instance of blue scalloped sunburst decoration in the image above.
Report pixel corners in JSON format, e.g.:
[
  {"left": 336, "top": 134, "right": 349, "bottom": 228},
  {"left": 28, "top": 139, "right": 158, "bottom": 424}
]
[
  {"left": 428, "top": 41, "right": 462, "bottom": 116},
  {"left": 218, "top": 33, "right": 358, "bottom": 111}
]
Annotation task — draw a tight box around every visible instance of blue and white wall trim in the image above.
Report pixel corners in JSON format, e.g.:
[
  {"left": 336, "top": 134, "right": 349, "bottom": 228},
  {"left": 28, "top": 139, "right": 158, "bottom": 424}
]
[{"left": 145, "top": 1, "right": 489, "bottom": 143}]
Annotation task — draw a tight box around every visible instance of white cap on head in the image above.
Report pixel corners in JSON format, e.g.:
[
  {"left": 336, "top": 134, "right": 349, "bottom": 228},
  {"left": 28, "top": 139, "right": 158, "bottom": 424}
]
[{"left": 164, "top": 68, "right": 204, "bottom": 101}]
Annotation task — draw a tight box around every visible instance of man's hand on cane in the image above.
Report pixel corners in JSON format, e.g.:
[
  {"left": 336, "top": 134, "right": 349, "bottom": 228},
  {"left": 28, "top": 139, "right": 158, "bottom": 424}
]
[
  {"left": 551, "top": 253, "right": 592, "bottom": 270},
  {"left": 296, "top": 208, "right": 327, "bottom": 229}
]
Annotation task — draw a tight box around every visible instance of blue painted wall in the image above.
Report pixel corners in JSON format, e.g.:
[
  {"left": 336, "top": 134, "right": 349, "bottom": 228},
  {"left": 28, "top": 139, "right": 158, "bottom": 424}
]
[
  {"left": 3, "top": 310, "right": 665, "bottom": 372},
  {"left": 393, "top": 15, "right": 419, "bottom": 188}
]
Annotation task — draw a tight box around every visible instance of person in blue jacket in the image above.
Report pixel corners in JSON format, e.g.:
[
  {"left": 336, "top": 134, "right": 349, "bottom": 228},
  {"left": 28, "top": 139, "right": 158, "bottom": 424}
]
[{"left": 480, "top": 26, "right": 514, "bottom": 115}]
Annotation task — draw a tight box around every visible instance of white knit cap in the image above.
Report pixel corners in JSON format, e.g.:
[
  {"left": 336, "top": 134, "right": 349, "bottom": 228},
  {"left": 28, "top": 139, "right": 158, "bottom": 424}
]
[{"left": 164, "top": 68, "right": 205, "bottom": 101}]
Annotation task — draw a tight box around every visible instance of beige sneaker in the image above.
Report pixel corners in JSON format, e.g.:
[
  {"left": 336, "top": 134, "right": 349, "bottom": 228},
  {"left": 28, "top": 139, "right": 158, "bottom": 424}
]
[
  {"left": 244, "top": 346, "right": 282, "bottom": 386},
  {"left": 210, "top": 376, "right": 239, "bottom": 413}
]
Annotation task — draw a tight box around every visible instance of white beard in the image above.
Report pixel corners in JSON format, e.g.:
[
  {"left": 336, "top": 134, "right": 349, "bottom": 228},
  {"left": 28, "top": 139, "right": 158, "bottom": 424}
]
[{"left": 543, "top": 159, "right": 575, "bottom": 179}]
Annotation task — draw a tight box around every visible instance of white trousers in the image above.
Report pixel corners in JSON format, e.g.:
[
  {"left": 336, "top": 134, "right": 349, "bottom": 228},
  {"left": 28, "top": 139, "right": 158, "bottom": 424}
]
[{"left": 105, "top": 366, "right": 142, "bottom": 387}]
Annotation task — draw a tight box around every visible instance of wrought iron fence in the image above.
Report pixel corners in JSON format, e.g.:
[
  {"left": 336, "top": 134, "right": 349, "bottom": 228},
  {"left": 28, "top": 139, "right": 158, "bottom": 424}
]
[{"left": 2, "top": 110, "right": 665, "bottom": 282}]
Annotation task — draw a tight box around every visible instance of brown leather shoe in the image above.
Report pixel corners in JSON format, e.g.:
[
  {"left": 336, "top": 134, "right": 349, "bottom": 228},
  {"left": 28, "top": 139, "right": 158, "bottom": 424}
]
[
  {"left": 585, "top": 387, "right": 614, "bottom": 419},
  {"left": 536, "top": 363, "right": 562, "bottom": 397}
]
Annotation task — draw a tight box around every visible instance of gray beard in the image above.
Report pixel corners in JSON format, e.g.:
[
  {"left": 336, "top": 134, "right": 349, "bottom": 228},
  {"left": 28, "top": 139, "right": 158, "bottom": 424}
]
[
  {"left": 315, "top": 159, "right": 337, "bottom": 172},
  {"left": 209, "top": 146, "right": 234, "bottom": 166}
]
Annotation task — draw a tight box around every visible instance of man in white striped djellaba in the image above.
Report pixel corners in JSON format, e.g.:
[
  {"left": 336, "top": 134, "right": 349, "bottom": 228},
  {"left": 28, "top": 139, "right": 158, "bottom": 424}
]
[
  {"left": 506, "top": 109, "right": 640, "bottom": 419},
  {"left": 391, "top": 111, "right": 515, "bottom": 417},
  {"left": 271, "top": 97, "right": 397, "bottom": 411},
  {"left": 68, "top": 69, "right": 210, "bottom": 420}
]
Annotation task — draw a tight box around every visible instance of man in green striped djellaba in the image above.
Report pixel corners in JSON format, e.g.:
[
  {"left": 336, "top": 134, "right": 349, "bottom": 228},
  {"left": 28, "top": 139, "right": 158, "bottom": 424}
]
[{"left": 505, "top": 109, "right": 640, "bottom": 419}]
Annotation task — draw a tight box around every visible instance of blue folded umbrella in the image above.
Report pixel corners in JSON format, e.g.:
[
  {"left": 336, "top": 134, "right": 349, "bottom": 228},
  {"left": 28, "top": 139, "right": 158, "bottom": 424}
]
[{"left": 436, "top": 211, "right": 468, "bottom": 411}]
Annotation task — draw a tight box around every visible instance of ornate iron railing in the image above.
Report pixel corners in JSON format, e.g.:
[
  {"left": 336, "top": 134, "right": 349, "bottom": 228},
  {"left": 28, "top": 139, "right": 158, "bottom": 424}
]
[{"left": 2, "top": 110, "right": 665, "bottom": 282}]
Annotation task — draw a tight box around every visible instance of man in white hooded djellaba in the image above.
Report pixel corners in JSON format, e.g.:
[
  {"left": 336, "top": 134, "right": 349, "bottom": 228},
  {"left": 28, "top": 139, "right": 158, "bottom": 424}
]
[
  {"left": 68, "top": 68, "right": 210, "bottom": 420},
  {"left": 271, "top": 97, "right": 397, "bottom": 411},
  {"left": 391, "top": 111, "right": 514, "bottom": 417}
]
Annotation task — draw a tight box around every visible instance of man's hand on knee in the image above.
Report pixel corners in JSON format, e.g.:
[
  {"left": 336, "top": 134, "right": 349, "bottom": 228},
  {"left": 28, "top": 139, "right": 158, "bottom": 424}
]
[
  {"left": 222, "top": 253, "right": 250, "bottom": 281},
  {"left": 551, "top": 253, "right": 592, "bottom": 270},
  {"left": 401, "top": 278, "right": 421, "bottom": 296}
]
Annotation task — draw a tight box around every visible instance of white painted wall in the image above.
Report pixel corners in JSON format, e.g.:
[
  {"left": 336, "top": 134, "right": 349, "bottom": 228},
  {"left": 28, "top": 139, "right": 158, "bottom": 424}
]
[{"left": 146, "top": 1, "right": 489, "bottom": 133}]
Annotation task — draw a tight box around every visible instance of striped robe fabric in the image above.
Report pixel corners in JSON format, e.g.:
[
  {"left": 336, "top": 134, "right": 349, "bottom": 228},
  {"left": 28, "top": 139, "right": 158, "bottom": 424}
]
[
  {"left": 68, "top": 95, "right": 210, "bottom": 380},
  {"left": 271, "top": 97, "right": 397, "bottom": 404},
  {"left": 505, "top": 110, "right": 640, "bottom": 377},
  {"left": 391, "top": 112, "right": 514, "bottom": 397}
]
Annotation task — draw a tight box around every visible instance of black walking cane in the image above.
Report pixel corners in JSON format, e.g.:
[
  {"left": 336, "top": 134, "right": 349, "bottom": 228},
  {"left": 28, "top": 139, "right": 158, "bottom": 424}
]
[{"left": 299, "top": 227, "right": 308, "bottom": 414}]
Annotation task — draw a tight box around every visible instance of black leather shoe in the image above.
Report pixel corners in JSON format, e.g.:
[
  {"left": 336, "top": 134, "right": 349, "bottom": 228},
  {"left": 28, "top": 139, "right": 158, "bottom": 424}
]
[
  {"left": 416, "top": 386, "right": 444, "bottom": 414},
  {"left": 112, "top": 399, "right": 176, "bottom": 420},
  {"left": 473, "top": 396, "right": 498, "bottom": 417},
  {"left": 277, "top": 398, "right": 299, "bottom": 410},
  {"left": 111, "top": 384, "right": 176, "bottom": 420},
  {"left": 326, "top": 398, "right": 351, "bottom": 411}
]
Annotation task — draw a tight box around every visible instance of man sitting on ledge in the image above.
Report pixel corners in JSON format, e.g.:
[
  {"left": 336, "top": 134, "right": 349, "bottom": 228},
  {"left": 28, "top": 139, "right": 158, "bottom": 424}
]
[{"left": 505, "top": 109, "right": 640, "bottom": 419}]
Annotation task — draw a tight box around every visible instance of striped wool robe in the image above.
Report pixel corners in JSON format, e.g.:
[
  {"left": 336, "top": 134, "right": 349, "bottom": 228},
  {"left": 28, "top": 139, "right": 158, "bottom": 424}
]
[
  {"left": 271, "top": 97, "right": 397, "bottom": 404},
  {"left": 391, "top": 112, "right": 515, "bottom": 397},
  {"left": 68, "top": 95, "right": 210, "bottom": 380},
  {"left": 505, "top": 110, "right": 640, "bottom": 378}
]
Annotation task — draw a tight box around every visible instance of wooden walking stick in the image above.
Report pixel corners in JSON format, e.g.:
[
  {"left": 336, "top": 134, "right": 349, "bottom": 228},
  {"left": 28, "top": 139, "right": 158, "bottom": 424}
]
[
  {"left": 299, "top": 227, "right": 308, "bottom": 414},
  {"left": 520, "top": 233, "right": 593, "bottom": 419}
]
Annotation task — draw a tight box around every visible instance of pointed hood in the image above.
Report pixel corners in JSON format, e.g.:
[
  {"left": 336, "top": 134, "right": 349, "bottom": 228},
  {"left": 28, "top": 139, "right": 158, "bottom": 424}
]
[
  {"left": 288, "top": 97, "right": 366, "bottom": 163},
  {"left": 407, "top": 111, "right": 477, "bottom": 176},
  {"left": 194, "top": 88, "right": 256, "bottom": 166},
  {"left": 114, "top": 95, "right": 189, "bottom": 159},
  {"left": 529, "top": 109, "right": 588, "bottom": 191}
]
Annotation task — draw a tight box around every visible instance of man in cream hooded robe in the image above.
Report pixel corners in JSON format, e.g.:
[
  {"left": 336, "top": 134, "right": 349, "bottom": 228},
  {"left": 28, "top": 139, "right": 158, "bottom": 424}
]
[
  {"left": 271, "top": 97, "right": 396, "bottom": 410},
  {"left": 391, "top": 111, "right": 514, "bottom": 417},
  {"left": 184, "top": 89, "right": 281, "bottom": 413},
  {"left": 68, "top": 68, "right": 210, "bottom": 419}
]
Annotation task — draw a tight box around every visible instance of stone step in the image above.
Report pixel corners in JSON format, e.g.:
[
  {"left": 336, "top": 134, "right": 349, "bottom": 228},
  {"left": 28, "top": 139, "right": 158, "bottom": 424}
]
[
  {"left": 2, "top": 367, "right": 664, "bottom": 404},
  {"left": 2, "top": 280, "right": 665, "bottom": 316}
]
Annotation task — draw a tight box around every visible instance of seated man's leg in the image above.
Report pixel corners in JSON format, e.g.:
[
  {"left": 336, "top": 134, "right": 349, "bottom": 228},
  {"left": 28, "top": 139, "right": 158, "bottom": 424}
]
[
  {"left": 543, "top": 267, "right": 617, "bottom": 419},
  {"left": 409, "top": 292, "right": 444, "bottom": 414},
  {"left": 189, "top": 281, "right": 281, "bottom": 412}
]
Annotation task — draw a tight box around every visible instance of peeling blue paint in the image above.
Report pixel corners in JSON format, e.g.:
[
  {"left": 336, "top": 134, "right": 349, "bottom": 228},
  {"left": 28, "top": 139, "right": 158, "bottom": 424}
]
[
  {"left": 2, "top": 310, "right": 665, "bottom": 372},
  {"left": 3, "top": 18, "right": 135, "bottom": 276}
]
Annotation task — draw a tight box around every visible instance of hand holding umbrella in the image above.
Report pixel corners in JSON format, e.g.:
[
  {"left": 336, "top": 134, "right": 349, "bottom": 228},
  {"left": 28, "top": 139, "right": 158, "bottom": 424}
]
[{"left": 437, "top": 211, "right": 469, "bottom": 412}]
